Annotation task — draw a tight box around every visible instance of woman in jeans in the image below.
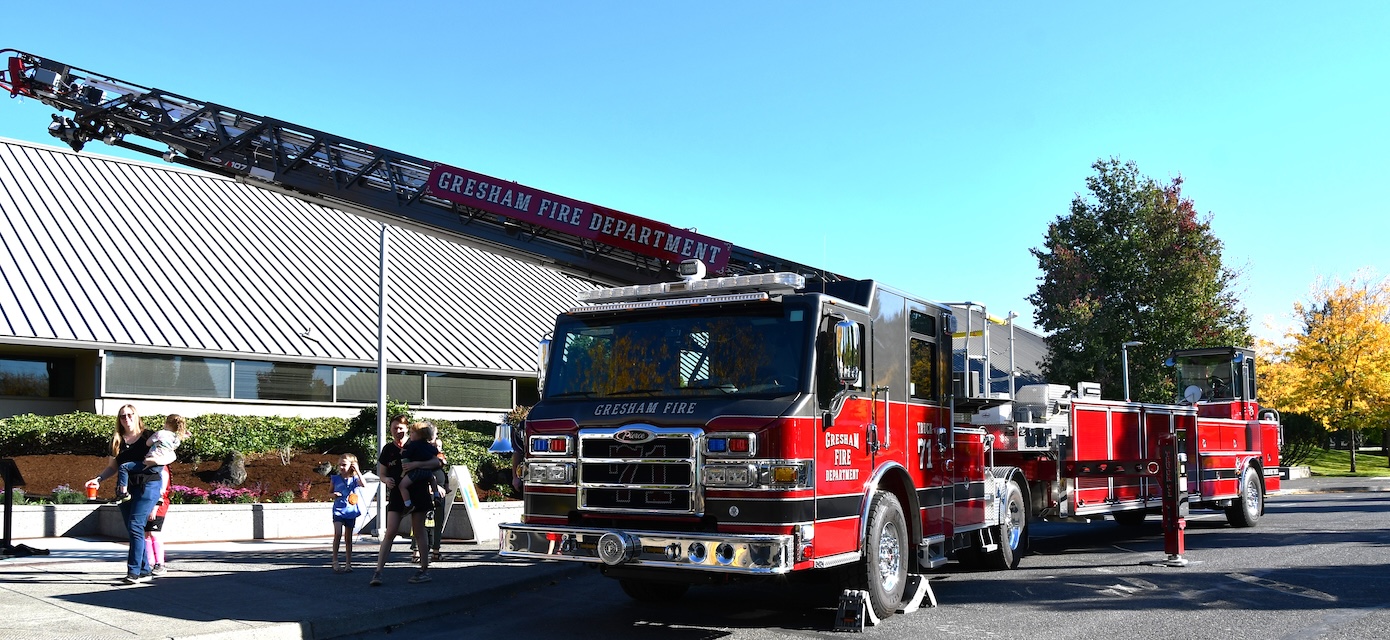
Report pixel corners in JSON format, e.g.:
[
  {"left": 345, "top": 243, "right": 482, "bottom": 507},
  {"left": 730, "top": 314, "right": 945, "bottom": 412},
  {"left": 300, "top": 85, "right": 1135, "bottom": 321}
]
[{"left": 87, "top": 404, "right": 166, "bottom": 584}]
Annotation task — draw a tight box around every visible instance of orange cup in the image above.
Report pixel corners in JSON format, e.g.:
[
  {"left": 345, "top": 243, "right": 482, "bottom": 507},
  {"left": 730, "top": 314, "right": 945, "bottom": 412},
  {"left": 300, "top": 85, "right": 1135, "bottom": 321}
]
[{"left": 85, "top": 484, "right": 99, "bottom": 500}]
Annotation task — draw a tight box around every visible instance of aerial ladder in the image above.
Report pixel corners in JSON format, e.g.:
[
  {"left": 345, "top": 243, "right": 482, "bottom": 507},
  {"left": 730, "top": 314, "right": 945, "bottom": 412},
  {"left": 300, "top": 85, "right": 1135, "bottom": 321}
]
[{"left": 2, "top": 49, "right": 841, "bottom": 287}]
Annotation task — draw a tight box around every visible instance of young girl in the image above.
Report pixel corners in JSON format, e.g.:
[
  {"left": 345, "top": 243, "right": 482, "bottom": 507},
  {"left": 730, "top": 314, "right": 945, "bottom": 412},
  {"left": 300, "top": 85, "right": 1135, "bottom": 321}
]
[{"left": 331, "top": 453, "right": 365, "bottom": 573}]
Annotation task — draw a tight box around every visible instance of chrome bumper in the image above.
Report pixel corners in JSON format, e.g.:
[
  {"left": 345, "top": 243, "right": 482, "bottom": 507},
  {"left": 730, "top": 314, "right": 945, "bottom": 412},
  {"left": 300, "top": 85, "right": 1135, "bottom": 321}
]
[{"left": 498, "top": 523, "right": 795, "bottom": 575}]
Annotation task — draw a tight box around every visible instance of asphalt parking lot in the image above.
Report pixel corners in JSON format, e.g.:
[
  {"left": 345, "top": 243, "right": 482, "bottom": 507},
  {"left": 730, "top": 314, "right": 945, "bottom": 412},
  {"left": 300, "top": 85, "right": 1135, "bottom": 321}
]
[{"left": 346, "top": 475, "right": 1390, "bottom": 640}]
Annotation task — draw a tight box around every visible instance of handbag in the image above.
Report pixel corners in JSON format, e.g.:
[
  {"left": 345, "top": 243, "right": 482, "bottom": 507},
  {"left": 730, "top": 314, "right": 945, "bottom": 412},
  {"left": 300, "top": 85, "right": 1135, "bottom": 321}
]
[{"left": 339, "top": 484, "right": 363, "bottom": 519}]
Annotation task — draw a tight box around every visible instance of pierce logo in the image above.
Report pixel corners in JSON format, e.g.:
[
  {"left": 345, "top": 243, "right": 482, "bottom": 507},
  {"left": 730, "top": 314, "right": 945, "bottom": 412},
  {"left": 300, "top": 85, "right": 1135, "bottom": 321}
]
[{"left": 613, "top": 429, "right": 655, "bottom": 444}]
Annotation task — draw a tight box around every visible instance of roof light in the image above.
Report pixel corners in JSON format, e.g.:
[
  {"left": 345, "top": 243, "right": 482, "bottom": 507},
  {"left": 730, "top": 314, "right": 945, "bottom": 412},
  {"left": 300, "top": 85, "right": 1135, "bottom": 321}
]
[
  {"left": 678, "top": 259, "right": 706, "bottom": 281},
  {"left": 576, "top": 272, "right": 805, "bottom": 305}
]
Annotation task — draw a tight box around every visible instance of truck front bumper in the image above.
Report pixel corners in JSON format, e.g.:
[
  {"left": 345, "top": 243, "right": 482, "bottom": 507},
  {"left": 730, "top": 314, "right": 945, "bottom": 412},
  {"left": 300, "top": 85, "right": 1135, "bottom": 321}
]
[{"left": 498, "top": 523, "right": 796, "bottom": 575}]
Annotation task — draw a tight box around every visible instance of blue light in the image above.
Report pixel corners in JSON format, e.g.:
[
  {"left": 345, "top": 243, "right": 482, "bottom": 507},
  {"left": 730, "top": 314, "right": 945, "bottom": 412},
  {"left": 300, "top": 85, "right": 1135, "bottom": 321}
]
[
  {"left": 708, "top": 438, "right": 727, "bottom": 453},
  {"left": 532, "top": 439, "right": 548, "bottom": 453}
]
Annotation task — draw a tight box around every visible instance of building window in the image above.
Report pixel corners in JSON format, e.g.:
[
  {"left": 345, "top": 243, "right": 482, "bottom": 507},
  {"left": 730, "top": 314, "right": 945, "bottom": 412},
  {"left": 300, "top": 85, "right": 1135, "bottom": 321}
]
[
  {"left": 102, "top": 351, "right": 515, "bottom": 409},
  {"left": 427, "top": 373, "right": 511, "bottom": 409},
  {"left": 234, "top": 361, "right": 333, "bottom": 402},
  {"left": 0, "top": 357, "right": 75, "bottom": 398},
  {"left": 107, "top": 352, "right": 230, "bottom": 398},
  {"left": 334, "top": 367, "right": 424, "bottom": 404}
]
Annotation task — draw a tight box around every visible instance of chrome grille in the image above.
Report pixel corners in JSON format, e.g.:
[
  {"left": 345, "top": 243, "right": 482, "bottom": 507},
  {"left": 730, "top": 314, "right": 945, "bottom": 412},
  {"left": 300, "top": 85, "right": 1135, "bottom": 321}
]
[{"left": 578, "top": 426, "right": 699, "bottom": 514}]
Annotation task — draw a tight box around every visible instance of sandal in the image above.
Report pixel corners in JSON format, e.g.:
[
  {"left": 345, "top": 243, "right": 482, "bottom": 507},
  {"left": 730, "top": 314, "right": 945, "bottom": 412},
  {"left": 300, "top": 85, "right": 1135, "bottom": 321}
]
[
  {"left": 430, "top": 551, "right": 442, "bottom": 562},
  {"left": 410, "top": 550, "right": 421, "bottom": 563},
  {"left": 369, "top": 572, "right": 383, "bottom": 587}
]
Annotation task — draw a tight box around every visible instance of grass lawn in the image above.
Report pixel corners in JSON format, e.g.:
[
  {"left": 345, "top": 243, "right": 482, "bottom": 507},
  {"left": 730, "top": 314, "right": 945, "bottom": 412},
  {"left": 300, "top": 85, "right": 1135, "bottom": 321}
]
[{"left": 1304, "top": 448, "right": 1390, "bottom": 477}]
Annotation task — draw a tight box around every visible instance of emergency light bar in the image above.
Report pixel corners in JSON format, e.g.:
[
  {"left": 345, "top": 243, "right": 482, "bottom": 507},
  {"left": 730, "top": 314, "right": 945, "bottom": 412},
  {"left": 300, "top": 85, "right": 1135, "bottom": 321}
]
[{"left": 577, "top": 271, "right": 806, "bottom": 305}]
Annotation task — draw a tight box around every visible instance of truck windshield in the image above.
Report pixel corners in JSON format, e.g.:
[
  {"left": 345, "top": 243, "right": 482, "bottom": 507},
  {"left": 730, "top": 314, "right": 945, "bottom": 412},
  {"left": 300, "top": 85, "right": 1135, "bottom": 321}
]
[
  {"left": 545, "top": 304, "right": 810, "bottom": 400},
  {"left": 1174, "top": 353, "right": 1238, "bottom": 401}
]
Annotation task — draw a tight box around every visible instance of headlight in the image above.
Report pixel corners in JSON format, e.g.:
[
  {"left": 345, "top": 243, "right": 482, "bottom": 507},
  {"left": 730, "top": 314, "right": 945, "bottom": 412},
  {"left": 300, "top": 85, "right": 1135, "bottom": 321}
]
[
  {"left": 527, "top": 462, "right": 574, "bottom": 484},
  {"left": 702, "top": 464, "right": 755, "bottom": 488}
]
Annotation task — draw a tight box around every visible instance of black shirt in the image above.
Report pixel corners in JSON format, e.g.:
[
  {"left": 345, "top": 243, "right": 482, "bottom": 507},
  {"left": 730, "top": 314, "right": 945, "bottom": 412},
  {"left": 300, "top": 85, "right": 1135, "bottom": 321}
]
[
  {"left": 115, "top": 429, "right": 158, "bottom": 476},
  {"left": 378, "top": 441, "right": 404, "bottom": 483}
]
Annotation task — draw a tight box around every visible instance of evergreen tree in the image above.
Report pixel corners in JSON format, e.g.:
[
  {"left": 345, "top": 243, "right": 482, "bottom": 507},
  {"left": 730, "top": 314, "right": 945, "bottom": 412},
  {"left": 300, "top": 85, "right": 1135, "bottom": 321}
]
[{"left": 1028, "top": 158, "right": 1249, "bottom": 402}]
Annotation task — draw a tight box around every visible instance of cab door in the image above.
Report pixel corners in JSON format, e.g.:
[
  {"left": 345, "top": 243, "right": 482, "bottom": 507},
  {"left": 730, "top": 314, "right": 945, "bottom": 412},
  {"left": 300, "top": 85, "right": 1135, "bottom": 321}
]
[
  {"left": 815, "top": 312, "right": 873, "bottom": 559},
  {"left": 907, "top": 307, "right": 951, "bottom": 540}
]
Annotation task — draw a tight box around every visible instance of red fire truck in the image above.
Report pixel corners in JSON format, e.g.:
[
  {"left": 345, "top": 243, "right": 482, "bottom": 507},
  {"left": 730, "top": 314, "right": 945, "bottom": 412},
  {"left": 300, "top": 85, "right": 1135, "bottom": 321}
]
[
  {"left": 2, "top": 49, "right": 1281, "bottom": 623},
  {"left": 496, "top": 263, "right": 1281, "bottom": 620}
]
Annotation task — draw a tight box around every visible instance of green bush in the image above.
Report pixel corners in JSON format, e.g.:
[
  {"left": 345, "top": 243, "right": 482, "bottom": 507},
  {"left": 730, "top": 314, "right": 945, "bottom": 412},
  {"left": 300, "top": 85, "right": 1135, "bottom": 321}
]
[
  {"left": 0, "top": 412, "right": 348, "bottom": 461},
  {"left": 0, "top": 412, "right": 114, "bottom": 456},
  {"left": 273, "top": 491, "right": 295, "bottom": 503},
  {"left": 1, "top": 408, "right": 516, "bottom": 498},
  {"left": 342, "top": 399, "right": 415, "bottom": 468},
  {"left": 50, "top": 484, "right": 86, "bottom": 504}
]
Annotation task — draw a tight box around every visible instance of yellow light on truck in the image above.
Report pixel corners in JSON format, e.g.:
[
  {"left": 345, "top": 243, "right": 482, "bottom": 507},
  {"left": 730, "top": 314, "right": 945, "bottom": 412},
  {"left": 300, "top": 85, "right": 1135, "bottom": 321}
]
[{"left": 772, "top": 466, "right": 798, "bottom": 483}]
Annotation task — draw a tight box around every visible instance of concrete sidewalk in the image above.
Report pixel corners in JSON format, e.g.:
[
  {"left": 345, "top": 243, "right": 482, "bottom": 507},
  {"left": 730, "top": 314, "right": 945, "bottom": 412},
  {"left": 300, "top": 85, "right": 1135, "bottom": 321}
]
[
  {"left": 0, "top": 535, "right": 581, "bottom": 640},
  {"left": 1276, "top": 474, "right": 1390, "bottom": 495}
]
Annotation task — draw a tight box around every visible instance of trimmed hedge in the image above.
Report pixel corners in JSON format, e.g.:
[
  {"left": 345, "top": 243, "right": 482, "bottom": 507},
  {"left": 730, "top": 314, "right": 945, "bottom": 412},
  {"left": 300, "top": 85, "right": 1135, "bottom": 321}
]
[{"left": 0, "top": 410, "right": 514, "bottom": 496}]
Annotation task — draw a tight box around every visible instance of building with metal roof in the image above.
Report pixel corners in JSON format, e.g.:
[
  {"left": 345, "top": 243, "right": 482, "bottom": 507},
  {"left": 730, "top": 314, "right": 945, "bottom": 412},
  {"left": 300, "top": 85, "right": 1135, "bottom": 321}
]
[{"left": 0, "top": 138, "right": 599, "bottom": 420}]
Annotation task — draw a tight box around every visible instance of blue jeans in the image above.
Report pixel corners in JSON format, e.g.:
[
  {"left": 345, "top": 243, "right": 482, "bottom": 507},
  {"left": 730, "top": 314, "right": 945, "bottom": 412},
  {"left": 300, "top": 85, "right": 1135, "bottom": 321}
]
[
  {"left": 118, "top": 474, "right": 164, "bottom": 576},
  {"left": 115, "top": 461, "right": 160, "bottom": 492}
]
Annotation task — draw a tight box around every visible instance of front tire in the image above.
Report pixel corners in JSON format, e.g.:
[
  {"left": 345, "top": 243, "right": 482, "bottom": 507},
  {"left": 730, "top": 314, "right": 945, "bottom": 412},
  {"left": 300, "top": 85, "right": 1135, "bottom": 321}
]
[
  {"left": 1225, "top": 465, "right": 1263, "bottom": 528},
  {"left": 851, "top": 491, "right": 908, "bottom": 620},
  {"left": 983, "top": 478, "right": 1027, "bottom": 570}
]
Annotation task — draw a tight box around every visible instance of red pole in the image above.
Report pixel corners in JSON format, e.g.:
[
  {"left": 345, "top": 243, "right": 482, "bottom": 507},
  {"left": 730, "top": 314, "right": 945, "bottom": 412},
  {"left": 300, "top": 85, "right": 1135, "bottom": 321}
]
[{"left": 1158, "top": 432, "right": 1188, "bottom": 565}]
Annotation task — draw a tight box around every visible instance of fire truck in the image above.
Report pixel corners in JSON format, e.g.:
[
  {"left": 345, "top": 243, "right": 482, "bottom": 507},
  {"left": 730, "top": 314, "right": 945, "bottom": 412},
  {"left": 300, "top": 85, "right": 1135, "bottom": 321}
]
[
  {"left": 3, "top": 49, "right": 1281, "bottom": 622},
  {"left": 493, "top": 263, "right": 1281, "bottom": 620}
]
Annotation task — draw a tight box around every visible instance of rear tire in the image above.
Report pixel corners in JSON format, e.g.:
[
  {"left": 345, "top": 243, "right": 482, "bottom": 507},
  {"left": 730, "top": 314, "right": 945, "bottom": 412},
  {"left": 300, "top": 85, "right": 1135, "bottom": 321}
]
[
  {"left": 983, "top": 478, "right": 1027, "bottom": 570},
  {"left": 618, "top": 578, "right": 690, "bottom": 603},
  {"left": 850, "top": 491, "right": 908, "bottom": 620},
  {"left": 1225, "top": 465, "right": 1263, "bottom": 528}
]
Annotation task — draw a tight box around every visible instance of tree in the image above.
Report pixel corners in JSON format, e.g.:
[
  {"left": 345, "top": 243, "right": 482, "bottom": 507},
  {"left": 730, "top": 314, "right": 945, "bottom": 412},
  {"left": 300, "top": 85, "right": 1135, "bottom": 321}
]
[
  {"left": 1029, "top": 158, "right": 1249, "bottom": 402},
  {"left": 1274, "top": 272, "right": 1390, "bottom": 472}
]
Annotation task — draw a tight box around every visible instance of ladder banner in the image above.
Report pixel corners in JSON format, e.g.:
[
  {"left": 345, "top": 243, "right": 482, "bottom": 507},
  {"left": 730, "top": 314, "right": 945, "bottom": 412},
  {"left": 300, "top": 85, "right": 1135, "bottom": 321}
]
[{"left": 425, "top": 162, "right": 731, "bottom": 271}]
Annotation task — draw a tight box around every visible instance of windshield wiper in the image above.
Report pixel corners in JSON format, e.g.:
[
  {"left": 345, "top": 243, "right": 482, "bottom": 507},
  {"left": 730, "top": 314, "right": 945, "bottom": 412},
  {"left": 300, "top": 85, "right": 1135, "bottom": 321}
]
[
  {"left": 547, "top": 391, "right": 597, "bottom": 398},
  {"left": 684, "top": 383, "right": 737, "bottom": 393},
  {"left": 609, "top": 387, "right": 664, "bottom": 396}
]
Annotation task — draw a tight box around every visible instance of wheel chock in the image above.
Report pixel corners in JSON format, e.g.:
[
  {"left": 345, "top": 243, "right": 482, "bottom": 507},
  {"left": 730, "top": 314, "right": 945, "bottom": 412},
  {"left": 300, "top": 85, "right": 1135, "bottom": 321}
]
[
  {"left": 896, "top": 574, "right": 936, "bottom": 614},
  {"left": 833, "top": 589, "right": 879, "bottom": 632}
]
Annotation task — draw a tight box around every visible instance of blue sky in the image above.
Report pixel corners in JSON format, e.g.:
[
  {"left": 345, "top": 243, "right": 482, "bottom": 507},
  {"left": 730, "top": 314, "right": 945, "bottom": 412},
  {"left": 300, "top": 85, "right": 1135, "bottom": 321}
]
[{"left": 3, "top": 2, "right": 1387, "bottom": 343}]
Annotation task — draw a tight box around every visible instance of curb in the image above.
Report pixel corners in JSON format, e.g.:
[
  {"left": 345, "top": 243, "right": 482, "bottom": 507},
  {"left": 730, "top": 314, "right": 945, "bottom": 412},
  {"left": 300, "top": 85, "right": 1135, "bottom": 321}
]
[{"left": 1274, "top": 486, "right": 1390, "bottom": 495}]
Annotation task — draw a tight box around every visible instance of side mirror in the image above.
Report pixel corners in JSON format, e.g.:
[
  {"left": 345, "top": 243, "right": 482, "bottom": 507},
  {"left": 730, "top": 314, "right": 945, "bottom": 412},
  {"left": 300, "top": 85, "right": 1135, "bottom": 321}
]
[
  {"left": 834, "top": 320, "right": 862, "bottom": 387},
  {"left": 537, "top": 337, "right": 552, "bottom": 398}
]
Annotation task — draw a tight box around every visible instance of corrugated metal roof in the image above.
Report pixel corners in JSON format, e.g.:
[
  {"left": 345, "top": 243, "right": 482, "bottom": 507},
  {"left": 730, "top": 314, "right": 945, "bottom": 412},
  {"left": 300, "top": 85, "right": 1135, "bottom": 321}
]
[{"left": 0, "top": 138, "right": 600, "bottom": 374}]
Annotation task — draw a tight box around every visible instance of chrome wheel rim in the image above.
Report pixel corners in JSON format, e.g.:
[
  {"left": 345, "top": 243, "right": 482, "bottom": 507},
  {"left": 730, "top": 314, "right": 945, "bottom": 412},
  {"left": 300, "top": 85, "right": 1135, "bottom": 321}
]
[
  {"left": 878, "top": 524, "right": 901, "bottom": 592},
  {"left": 1005, "top": 492, "right": 1024, "bottom": 548}
]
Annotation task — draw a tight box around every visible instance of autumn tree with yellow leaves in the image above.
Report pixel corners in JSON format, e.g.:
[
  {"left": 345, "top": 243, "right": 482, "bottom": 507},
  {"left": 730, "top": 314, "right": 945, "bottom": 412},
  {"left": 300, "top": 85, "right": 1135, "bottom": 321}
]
[{"left": 1260, "top": 272, "right": 1390, "bottom": 472}]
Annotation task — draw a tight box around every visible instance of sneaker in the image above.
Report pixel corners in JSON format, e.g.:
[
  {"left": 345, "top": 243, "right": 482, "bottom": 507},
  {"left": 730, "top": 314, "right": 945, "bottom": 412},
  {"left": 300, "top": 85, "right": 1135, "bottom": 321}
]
[
  {"left": 408, "top": 571, "right": 432, "bottom": 584},
  {"left": 115, "top": 492, "right": 132, "bottom": 504},
  {"left": 151, "top": 564, "right": 166, "bottom": 576},
  {"left": 402, "top": 502, "right": 415, "bottom": 515},
  {"left": 369, "top": 572, "right": 383, "bottom": 587},
  {"left": 123, "top": 573, "right": 150, "bottom": 584}
]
